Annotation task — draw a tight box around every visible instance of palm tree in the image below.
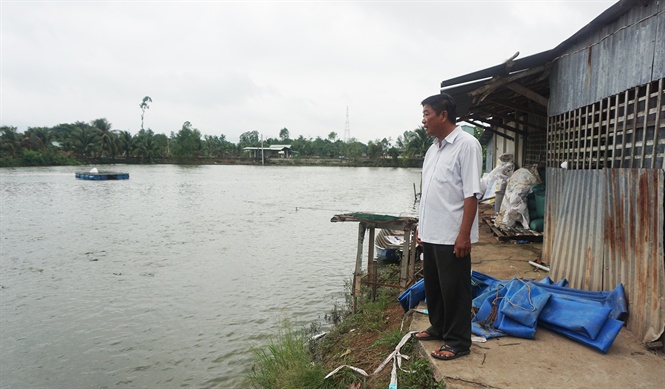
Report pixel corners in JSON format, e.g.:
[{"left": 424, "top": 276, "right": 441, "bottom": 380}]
[
  {"left": 116, "top": 130, "right": 135, "bottom": 158},
  {"left": 0, "top": 126, "right": 21, "bottom": 158},
  {"left": 140, "top": 96, "right": 152, "bottom": 131},
  {"left": 91, "top": 118, "right": 116, "bottom": 158},
  {"left": 134, "top": 129, "right": 161, "bottom": 163},
  {"left": 68, "top": 125, "right": 100, "bottom": 159},
  {"left": 405, "top": 126, "right": 432, "bottom": 158},
  {"left": 23, "top": 127, "right": 53, "bottom": 152}
]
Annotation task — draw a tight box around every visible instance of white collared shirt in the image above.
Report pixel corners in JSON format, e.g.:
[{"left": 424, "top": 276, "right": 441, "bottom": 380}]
[{"left": 419, "top": 126, "right": 482, "bottom": 245}]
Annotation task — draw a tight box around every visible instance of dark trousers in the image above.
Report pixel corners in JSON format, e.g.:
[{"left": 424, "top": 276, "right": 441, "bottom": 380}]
[{"left": 422, "top": 242, "right": 472, "bottom": 351}]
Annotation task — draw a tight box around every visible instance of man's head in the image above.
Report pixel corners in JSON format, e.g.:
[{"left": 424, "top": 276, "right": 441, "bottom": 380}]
[
  {"left": 421, "top": 93, "right": 457, "bottom": 123},
  {"left": 421, "top": 93, "right": 457, "bottom": 139}
]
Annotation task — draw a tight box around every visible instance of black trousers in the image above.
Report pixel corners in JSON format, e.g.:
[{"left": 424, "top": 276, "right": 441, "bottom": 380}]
[{"left": 422, "top": 242, "right": 472, "bottom": 351}]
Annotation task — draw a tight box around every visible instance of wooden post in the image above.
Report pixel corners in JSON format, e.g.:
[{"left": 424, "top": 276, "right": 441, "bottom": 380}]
[
  {"left": 400, "top": 227, "right": 412, "bottom": 289},
  {"left": 367, "top": 226, "right": 376, "bottom": 300},
  {"left": 408, "top": 229, "right": 417, "bottom": 285},
  {"left": 352, "top": 222, "right": 366, "bottom": 313}
]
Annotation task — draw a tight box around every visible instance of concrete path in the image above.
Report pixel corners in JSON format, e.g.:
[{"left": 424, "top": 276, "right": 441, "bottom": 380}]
[
  {"left": 410, "top": 206, "right": 665, "bottom": 388},
  {"left": 411, "top": 308, "right": 664, "bottom": 388}
]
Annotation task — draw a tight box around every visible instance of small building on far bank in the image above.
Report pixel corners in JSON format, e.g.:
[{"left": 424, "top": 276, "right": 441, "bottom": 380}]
[{"left": 243, "top": 144, "right": 293, "bottom": 159}]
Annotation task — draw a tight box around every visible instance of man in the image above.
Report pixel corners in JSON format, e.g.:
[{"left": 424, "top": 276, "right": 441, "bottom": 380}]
[{"left": 413, "top": 93, "right": 482, "bottom": 361}]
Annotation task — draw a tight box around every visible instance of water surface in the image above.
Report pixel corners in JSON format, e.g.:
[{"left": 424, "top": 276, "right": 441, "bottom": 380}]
[{"left": 0, "top": 164, "right": 421, "bottom": 388}]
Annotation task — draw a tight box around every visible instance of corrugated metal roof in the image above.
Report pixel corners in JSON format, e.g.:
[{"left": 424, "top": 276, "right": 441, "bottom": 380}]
[{"left": 439, "top": 0, "right": 635, "bottom": 120}]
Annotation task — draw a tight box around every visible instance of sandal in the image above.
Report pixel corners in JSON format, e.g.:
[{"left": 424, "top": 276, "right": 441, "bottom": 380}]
[
  {"left": 431, "top": 344, "right": 470, "bottom": 360},
  {"left": 412, "top": 329, "right": 441, "bottom": 341}
]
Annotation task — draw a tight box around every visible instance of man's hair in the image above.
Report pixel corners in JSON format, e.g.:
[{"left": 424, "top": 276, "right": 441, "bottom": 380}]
[{"left": 421, "top": 93, "right": 457, "bottom": 124}]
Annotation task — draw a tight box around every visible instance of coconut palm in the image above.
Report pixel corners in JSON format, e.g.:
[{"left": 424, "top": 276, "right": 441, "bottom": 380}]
[
  {"left": 140, "top": 96, "right": 152, "bottom": 131},
  {"left": 68, "top": 125, "right": 101, "bottom": 159},
  {"left": 91, "top": 118, "right": 117, "bottom": 158},
  {"left": 134, "top": 129, "right": 162, "bottom": 163},
  {"left": 23, "top": 127, "right": 53, "bottom": 152},
  {"left": 0, "top": 126, "right": 21, "bottom": 158},
  {"left": 116, "top": 130, "right": 135, "bottom": 158},
  {"left": 405, "top": 126, "right": 432, "bottom": 158}
]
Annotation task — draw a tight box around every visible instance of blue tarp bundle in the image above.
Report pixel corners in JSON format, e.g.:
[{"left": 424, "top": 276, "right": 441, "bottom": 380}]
[
  {"left": 470, "top": 271, "right": 628, "bottom": 353},
  {"left": 397, "top": 278, "right": 425, "bottom": 312}
]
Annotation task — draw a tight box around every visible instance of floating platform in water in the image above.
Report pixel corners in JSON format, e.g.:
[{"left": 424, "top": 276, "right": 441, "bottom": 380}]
[{"left": 75, "top": 171, "right": 129, "bottom": 180}]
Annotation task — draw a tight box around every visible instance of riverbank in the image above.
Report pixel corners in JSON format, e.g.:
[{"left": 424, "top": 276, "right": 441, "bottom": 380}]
[
  {"left": 253, "top": 203, "right": 664, "bottom": 388},
  {"left": 0, "top": 155, "right": 424, "bottom": 168}
]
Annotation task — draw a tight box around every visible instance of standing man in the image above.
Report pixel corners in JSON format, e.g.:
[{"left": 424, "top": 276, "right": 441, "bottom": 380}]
[{"left": 413, "top": 93, "right": 482, "bottom": 360}]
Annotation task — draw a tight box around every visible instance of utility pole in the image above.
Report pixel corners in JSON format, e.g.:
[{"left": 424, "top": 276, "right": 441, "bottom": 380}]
[{"left": 344, "top": 106, "right": 351, "bottom": 142}]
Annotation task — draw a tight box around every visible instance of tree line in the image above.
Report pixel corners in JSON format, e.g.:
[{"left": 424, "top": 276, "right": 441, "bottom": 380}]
[
  {"left": 0, "top": 95, "right": 447, "bottom": 167},
  {"left": 0, "top": 119, "right": 437, "bottom": 167}
]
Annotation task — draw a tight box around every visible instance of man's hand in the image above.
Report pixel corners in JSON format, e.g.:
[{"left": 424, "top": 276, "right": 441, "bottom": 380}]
[
  {"left": 454, "top": 196, "right": 477, "bottom": 258},
  {"left": 453, "top": 235, "right": 471, "bottom": 258}
]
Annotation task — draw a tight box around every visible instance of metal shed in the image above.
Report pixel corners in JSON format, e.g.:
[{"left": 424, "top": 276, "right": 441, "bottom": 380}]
[{"left": 440, "top": 0, "right": 664, "bottom": 344}]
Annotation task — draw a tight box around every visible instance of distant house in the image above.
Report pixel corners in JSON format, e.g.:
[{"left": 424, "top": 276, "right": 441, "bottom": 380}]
[
  {"left": 440, "top": 0, "right": 664, "bottom": 345},
  {"left": 243, "top": 144, "right": 293, "bottom": 159}
]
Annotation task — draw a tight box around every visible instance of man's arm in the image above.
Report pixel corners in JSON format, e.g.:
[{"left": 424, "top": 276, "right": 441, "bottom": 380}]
[{"left": 454, "top": 196, "right": 478, "bottom": 258}]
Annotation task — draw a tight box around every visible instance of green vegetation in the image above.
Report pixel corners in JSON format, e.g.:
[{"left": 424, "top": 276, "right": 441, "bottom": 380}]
[
  {"left": 1, "top": 102, "right": 460, "bottom": 166},
  {"left": 248, "top": 322, "right": 338, "bottom": 389},
  {"left": 247, "top": 265, "right": 444, "bottom": 389}
]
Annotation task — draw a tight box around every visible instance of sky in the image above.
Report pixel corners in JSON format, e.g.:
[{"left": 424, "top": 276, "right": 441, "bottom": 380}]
[{"left": 1, "top": 0, "right": 617, "bottom": 144}]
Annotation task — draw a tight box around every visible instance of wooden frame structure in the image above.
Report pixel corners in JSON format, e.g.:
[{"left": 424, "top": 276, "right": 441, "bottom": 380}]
[{"left": 330, "top": 213, "right": 419, "bottom": 312}]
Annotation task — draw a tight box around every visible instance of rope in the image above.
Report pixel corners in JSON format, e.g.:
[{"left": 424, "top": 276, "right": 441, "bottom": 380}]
[
  {"left": 478, "top": 279, "right": 537, "bottom": 329},
  {"left": 242, "top": 200, "right": 352, "bottom": 213},
  {"left": 324, "top": 331, "right": 417, "bottom": 388},
  {"left": 400, "top": 308, "right": 428, "bottom": 332}
]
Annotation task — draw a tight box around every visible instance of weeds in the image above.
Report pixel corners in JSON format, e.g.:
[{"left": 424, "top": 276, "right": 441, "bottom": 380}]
[
  {"left": 248, "top": 262, "right": 440, "bottom": 388},
  {"left": 247, "top": 322, "right": 333, "bottom": 389}
]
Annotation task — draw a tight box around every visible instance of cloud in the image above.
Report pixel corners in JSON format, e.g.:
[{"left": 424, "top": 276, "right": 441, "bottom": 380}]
[{"left": 1, "top": 0, "right": 617, "bottom": 143}]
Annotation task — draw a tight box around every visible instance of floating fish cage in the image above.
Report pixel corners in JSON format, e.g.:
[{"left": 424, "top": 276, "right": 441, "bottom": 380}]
[{"left": 75, "top": 172, "right": 129, "bottom": 180}]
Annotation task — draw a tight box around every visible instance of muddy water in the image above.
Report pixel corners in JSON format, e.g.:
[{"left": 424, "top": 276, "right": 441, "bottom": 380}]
[{"left": 0, "top": 164, "right": 421, "bottom": 388}]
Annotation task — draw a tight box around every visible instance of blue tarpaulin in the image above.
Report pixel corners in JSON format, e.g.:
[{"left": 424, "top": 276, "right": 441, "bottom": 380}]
[
  {"left": 398, "top": 272, "right": 628, "bottom": 353},
  {"left": 470, "top": 271, "right": 628, "bottom": 353},
  {"left": 398, "top": 278, "right": 425, "bottom": 312}
]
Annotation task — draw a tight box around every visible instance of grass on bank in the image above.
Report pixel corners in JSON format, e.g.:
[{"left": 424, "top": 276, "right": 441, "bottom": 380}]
[{"left": 247, "top": 264, "right": 444, "bottom": 389}]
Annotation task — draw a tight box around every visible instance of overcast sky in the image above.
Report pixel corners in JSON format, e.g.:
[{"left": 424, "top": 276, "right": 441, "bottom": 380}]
[{"left": 1, "top": 0, "right": 616, "bottom": 144}]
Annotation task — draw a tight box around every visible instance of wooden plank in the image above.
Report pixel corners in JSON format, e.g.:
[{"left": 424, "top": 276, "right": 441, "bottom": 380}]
[
  {"left": 653, "top": 78, "right": 663, "bottom": 169},
  {"left": 483, "top": 217, "right": 543, "bottom": 242}
]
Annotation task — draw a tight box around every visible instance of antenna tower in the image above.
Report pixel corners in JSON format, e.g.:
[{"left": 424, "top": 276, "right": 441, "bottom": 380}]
[{"left": 344, "top": 106, "right": 350, "bottom": 142}]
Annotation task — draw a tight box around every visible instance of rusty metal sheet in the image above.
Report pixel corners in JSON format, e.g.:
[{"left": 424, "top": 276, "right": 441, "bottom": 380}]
[
  {"left": 549, "top": 169, "right": 606, "bottom": 291},
  {"left": 543, "top": 169, "right": 567, "bottom": 265},
  {"left": 544, "top": 168, "right": 664, "bottom": 343},
  {"left": 604, "top": 169, "right": 665, "bottom": 343}
]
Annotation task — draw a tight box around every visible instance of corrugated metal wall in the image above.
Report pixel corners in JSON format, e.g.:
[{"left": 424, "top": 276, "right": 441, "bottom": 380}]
[
  {"left": 544, "top": 168, "right": 664, "bottom": 343},
  {"left": 549, "top": 0, "right": 664, "bottom": 116},
  {"left": 604, "top": 169, "right": 665, "bottom": 343}
]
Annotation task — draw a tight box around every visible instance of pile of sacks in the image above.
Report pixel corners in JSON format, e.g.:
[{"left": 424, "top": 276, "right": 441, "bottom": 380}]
[
  {"left": 480, "top": 154, "right": 546, "bottom": 231},
  {"left": 495, "top": 166, "right": 541, "bottom": 229},
  {"left": 480, "top": 153, "right": 514, "bottom": 201}
]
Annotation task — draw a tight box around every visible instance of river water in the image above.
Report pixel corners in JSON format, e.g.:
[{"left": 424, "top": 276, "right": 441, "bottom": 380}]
[{"left": 0, "top": 164, "right": 421, "bottom": 388}]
